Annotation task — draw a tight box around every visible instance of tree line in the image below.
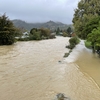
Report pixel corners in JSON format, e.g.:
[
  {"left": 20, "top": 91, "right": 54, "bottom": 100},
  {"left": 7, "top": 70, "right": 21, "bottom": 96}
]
[
  {"left": 73, "top": 0, "right": 100, "bottom": 56},
  {"left": 0, "top": 14, "right": 55, "bottom": 45},
  {"left": 0, "top": 14, "right": 73, "bottom": 45}
]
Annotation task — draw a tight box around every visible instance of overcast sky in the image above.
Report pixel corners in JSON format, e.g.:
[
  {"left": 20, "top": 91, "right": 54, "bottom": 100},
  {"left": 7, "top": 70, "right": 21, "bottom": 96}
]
[{"left": 0, "top": 0, "right": 79, "bottom": 24}]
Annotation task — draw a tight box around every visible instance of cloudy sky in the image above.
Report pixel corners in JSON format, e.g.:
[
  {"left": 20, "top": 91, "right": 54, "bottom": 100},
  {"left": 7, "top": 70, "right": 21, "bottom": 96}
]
[{"left": 0, "top": 0, "right": 79, "bottom": 24}]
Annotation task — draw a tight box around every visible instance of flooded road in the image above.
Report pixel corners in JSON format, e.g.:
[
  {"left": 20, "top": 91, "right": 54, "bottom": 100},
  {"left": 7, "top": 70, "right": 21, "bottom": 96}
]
[
  {"left": 75, "top": 47, "right": 100, "bottom": 87},
  {"left": 0, "top": 37, "right": 100, "bottom": 100}
]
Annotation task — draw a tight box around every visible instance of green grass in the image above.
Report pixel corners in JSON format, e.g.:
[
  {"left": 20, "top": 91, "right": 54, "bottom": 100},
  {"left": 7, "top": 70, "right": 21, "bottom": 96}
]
[{"left": 85, "top": 40, "right": 92, "bottom": 48}]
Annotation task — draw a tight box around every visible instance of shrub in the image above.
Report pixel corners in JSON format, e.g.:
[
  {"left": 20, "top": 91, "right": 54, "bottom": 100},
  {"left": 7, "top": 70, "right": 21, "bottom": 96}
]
[
  {"left": 17, "top": 37, "right": 30, "bottom": 41},
  {"left": 62, "top": 32, "right": 68, "bottom": 37},
  {"left": 85, "top": 40, "right": 92, "bottom": 48},
  {"left": 69, "top": 37, "right": 80, "bottom": 45},
  {"left": 63, "top": 50, "right": 72, "bottom": 58},
  {"left": 69, "top": 49, "right": 72, "bottom": 53},
  {"left": 29, "top": 31, "right": 41, "bottom": 40},
  {"left": 69, "top": 44, "right": 75, "bottom": 49},
  {"left": 64, "top": 53, "right": 70, "bottom": 57},
  {"left": 66, "top": 37, "right": 80, "bottom": 49}
]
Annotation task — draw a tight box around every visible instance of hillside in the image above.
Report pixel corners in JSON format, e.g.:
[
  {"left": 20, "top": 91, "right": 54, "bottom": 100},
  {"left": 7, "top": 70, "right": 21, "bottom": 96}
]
[{"left": 12, "top": 19, "right": 72, "bottom": 31}]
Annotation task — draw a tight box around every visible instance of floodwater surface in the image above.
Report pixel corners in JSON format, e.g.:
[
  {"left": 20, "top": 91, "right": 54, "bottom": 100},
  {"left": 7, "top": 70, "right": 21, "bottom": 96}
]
[
  {"left": 75, "top": 48, "right": 100, "bottom": 87},
  {"left": 0, "top": 37, "right": 100, "bottom": 100}
]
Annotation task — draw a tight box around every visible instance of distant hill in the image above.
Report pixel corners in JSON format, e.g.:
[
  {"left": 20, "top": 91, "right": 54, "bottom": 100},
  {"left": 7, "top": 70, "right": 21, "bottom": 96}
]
[{"left": 12, "top": 19, "right": 72, "bottom": 31}]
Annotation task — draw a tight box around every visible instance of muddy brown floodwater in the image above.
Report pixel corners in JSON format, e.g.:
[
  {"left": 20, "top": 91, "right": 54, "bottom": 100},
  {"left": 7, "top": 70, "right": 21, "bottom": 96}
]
[
  {"left": 75, "top": 47, "right": 100, "bottom": 87},
  {"left": 0, "top": 37, "right": 100, "bottom": 100}
]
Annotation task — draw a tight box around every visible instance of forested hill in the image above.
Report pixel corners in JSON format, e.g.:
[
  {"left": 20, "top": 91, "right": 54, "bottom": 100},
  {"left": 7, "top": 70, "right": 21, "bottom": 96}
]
[{"left": 12, "top": 19, "right": 72, "bottom": 31}]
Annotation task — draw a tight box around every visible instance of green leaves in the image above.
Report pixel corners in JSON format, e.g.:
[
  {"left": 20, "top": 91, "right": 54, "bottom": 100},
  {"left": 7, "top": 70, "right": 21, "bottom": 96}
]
[
  {"left": 87, "top": 24, "right": 100, "bottom": 52},
  {"left": 0, "top": 14, "right": 16, "bottom": 45},
  {"left": 73, "top": 0, "right": 100, "bottom": 39},
  {"left": 30, "top": 28, "right": 51, "bottom": 40}
]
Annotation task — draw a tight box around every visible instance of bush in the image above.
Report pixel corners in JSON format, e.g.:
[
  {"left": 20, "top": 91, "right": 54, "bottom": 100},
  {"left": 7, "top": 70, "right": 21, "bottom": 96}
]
[
  {"left": 66, "top": 37, "right": 80, "bottom": 49},
  {"left": 49, "top": 34, "right": 56, "bottom": 39},
  {"left": 64, "top": 53, "right": 70, "bottom": 57},
  {"left": 69, "top": 37, "right": 80, "bottom": 45},
  {"left": 85, "top": 40, "right": 92, "bottom": 48},
  {"left": 69, "top": 44, "right": 75, "bottom": 49},
  {"left": 62, "top": 32, "right": 68, "bottom": 37},
  {"left": 17, "top": 37, "right": 30, "bottom": 41},
  {"left": 69, "top": 49, "right": 72, "bottom": 53},
  {"left": 63, "top": 50, "right": 72, "bottom": 58}
]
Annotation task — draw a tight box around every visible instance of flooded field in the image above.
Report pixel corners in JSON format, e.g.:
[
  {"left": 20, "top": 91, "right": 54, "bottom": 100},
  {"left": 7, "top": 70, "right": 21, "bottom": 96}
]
[{"left": 0, "top": 37, "right": 100, "bottom": 100}]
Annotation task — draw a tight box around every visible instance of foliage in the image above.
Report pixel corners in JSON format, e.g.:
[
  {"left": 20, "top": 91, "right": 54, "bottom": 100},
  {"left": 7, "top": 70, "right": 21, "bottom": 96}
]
[
  {"left": 56, "top": 27, "right": 60, "bottom": 35},
  {"left": 0, "top": 14, "right": 16, "bottom": 45},
  {"left": 63, "top": 50, "right": 72, "bottom": 58},
  {"left": 87, "top": 25, "right": 100, "bottom": 53},
  {"left": 85, "top": 40, "right": 92, "bottom": 49},
  {"left": 73, "top": 0, "right": 100, "bottom": 39},
  {"left": 63, "top": 52, "right": 70, "bottom": 57},
  {"left": 66, "top": 37, "right": 80, "bottom": 49},
  {"left": 83, "top": 16, "right": 100, "bottom": 38},
  {"left": 29, "top": 31, "right": 41, "bottom": 40},
  {"left": 62, "top": 32, "right": 68, "bottom": 37},
  {"left": 30, "top": 28, "right": 54, "bottom": 40},
  {"left": 67, "top": 27, "right": 72, "bottom": 34},
  {"left": 14, "top": 27, "right": 23, "bottom": 37},
  {"left": 68, "top": 44, "right": 76, "bottom": 49},
  {"left": 40, "top": 28, "right": 50, "bottom": 39},
  {"left": 69, "top": 37, "right": 80, "bottom": 45}
]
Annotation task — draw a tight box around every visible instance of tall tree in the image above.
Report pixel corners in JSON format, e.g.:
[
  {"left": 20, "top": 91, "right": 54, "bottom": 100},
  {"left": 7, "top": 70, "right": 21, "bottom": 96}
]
[
  {"left": 87, "top": 23, "right": 100, "bottom": 55},
  {"left": 83, "top": 16, "right": 100, "bottom": 38},
  {"left": 67, "top": 27, "right": 72, "bottom": 34},
  {"left": 56, "top": 27, "right": 60, "bottom": 35},
  {"left": 72, "top": 0, "right": 100, "bottom": 39},
  {"left": 0, "top": 14, "right": 16, "bottom": 45}
]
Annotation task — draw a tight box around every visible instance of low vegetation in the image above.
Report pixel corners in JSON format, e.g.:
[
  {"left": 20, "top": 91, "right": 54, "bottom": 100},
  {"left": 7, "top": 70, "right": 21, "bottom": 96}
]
[
  {"left": 85, "top": 40, "right": 92, "bottom": 49},
  {"left": 66, "top": 37, "right": 80, "bottom": 49},
  {"left": 16, "top": 27, "right": 56, "bottom": 41},
  {"left": 63, "top": 50, "right": 72, "bottom": 57},
  {"left": 73, "top": 0, "right": 100, "bottom": 58},
  {"left": 64, "top": 37, "right": 80, "bottom": 58}
]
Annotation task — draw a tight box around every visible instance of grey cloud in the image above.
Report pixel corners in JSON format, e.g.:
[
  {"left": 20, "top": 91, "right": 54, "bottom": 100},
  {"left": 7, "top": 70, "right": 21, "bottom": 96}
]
[{"left": 0, "top": 0, "right": 79, "bottom": 24}]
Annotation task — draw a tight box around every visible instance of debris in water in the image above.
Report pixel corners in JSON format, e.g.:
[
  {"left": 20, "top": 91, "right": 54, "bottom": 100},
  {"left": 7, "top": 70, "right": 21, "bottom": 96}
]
[{"left": 54, "top": 93, "right": 70, "bottom": 100}]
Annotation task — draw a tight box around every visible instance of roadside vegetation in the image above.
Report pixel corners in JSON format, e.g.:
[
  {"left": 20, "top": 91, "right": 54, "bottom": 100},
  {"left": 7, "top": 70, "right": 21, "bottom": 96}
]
[
  {"left": 85, "top": 40, "right": 92, "bottom": 49},
  {"left": 72, "top": 0, "right": 100, "bottom": 57}
]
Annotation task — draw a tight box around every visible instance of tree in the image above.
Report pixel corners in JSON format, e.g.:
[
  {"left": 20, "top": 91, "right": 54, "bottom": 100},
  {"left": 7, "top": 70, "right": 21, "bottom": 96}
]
[
  {"left": 30, "top": 29, "right": 41, "bottom": 40},
  {"left": 82, "top": 16, "right": 100, "bottom": 38},
  {"left": 72, "top": 0, "right": 100, "bottom": 39},
  {"left": 30, "top": 28, "right": 38, "bottom": 35},
  {"left": 87, "top": 23, "right": 100, "bottom": 55},
  {"left": 14, "top": 27, "right": 23, "bottom": 37},
  {"left": 30, "top": 28, "right": 51, "bottom": 40},
  {"left": 0, "top": 14, "right": 16, "bottom": 45},
  {"left": 67, "top": 27, "right": 72, "bottom": 34},
  {"left": 56, "top": 27, "right": 60, "bottom": 35},
  {"left": 39, "top": 28, "right": 50, "bottom": 39}
]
